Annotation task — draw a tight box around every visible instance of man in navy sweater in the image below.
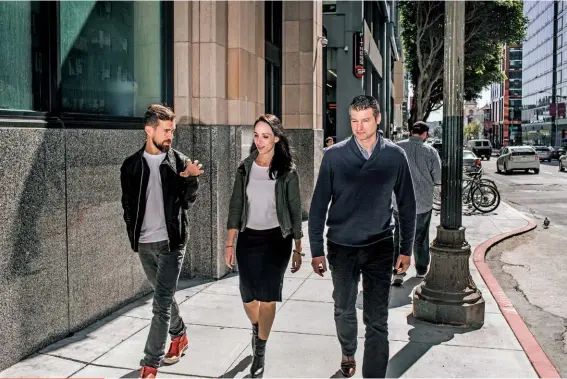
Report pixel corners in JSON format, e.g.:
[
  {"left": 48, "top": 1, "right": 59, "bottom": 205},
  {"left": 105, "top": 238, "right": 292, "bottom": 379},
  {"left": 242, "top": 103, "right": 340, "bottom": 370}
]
[{"left": 308, "top": 95, "right": 416, "bottom": 378}]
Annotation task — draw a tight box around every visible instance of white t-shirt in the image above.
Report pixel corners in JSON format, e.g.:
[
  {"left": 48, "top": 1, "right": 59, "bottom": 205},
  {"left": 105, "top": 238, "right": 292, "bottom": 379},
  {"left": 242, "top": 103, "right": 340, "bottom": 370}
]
[
  {"left": 139, "top": 151, "right": 169, "bottom": 243},
  {"left": 245, "top": 162, "right": 280, "bottom": 230}
]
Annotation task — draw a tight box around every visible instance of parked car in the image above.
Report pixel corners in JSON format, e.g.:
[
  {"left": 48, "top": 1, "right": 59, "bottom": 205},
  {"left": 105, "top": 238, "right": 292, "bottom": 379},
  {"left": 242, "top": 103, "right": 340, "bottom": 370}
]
[
  {"left": 496, "top": 146, "right": 540, "bottom": 174},
  {"left": 533, "top": 146, "right": 552, "bottom": 162},
  {"left": 551, "top": 147, "right": 566, "bottom": 160},
  {"left": 463, "top": 149, "right": 482, "bottom": 173},
  {"left": 559, "top": 152, "right": 567, "bottom": 171},
  {"left": 465, "top": 139, "right": 492, "bottom": 160}
]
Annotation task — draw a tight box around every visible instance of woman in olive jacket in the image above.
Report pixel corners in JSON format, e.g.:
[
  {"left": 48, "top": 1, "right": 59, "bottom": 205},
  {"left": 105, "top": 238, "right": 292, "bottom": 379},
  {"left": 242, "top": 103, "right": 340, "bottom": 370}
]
[{"left": 225, "top": 114, "right": 303, "bottom": 377}]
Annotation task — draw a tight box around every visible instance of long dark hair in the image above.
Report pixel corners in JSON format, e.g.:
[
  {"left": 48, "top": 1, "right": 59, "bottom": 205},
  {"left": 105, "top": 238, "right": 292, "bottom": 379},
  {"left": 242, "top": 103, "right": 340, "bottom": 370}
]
[{"left": 250, "top": 114, "right": 294, "bottom": 180}]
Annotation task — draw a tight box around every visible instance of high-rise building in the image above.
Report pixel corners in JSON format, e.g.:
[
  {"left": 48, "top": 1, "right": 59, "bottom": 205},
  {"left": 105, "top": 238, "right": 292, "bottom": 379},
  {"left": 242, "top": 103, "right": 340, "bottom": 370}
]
[
  {"left": 490, "top": 44, "right": 522, "bottom": 147},
  {"left": 522, "top": 0, "right": 566, "bottom": 147}
]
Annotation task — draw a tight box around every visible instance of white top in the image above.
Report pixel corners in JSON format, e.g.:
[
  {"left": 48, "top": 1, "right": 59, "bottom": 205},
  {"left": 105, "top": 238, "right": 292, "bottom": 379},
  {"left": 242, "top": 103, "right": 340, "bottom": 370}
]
[
  {"left": 245, "top": 162, "right": 280, "bottom": 230},
  {"left": 139, "top": 151, "right": 169, "bottom": 243}
]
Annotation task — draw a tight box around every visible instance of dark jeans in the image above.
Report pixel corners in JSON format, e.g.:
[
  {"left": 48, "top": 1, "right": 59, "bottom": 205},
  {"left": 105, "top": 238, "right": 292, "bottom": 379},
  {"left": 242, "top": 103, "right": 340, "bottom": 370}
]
[
  {"left": 393, "top": 209, "right": 432, "bottom": 275},
  {"left": 138, "top": 240, "right": 186, "bottom": 368},
  {"left": 327, "top": 237, "right": 394, "bottom": 378}
]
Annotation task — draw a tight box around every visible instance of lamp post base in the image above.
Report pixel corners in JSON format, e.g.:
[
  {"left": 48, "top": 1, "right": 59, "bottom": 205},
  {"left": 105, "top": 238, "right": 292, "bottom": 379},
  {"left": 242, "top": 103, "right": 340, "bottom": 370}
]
[{"left": 412, "top": 225, "right": 485, "bottom": 328}]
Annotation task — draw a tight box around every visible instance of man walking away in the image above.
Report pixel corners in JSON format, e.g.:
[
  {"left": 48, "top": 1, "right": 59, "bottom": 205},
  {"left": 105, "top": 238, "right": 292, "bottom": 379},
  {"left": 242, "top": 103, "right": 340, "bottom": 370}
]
[
  {"left": 120, "top": 104, "right": 204, "bottom": 379},
  {"left": 392, "top": 121, "right": 441, "bottom": 286},
  {"left": 308, "top": 95, "right": 416, "bottom": 378}
]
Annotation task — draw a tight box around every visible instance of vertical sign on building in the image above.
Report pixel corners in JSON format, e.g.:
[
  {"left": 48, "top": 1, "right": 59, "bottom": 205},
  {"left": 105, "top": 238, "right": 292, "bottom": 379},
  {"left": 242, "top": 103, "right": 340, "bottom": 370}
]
[{"left": 353, "top": 32, "right": 365, "bottom": 79}]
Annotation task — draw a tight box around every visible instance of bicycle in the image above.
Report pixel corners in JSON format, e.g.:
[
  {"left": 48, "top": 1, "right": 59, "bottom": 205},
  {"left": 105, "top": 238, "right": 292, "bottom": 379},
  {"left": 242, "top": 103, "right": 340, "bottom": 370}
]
[{"left": 433, "top": 167, "right": 501, "bottom": 213}]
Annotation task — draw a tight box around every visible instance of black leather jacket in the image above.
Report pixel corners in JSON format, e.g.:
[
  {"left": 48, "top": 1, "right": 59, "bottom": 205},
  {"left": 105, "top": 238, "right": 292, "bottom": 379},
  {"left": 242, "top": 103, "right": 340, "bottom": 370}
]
[{"left": 120, "top": 145, "right": 199, "bottom": 252}]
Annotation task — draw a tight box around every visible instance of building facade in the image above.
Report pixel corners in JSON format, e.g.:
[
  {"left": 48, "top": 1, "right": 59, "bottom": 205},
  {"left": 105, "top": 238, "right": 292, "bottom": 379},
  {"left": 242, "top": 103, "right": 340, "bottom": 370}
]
[
  {"left": 0, "top": 0, "right": 328, "bottom": 371},
  {"left": 522, "top": 0, "right": 566, "bottom": 147},
  {"left": 322, "top": 0, "right": 403, "bottom": 142},
  {"left": 489, "top": 44, "right": 522, "bottom": 147}
]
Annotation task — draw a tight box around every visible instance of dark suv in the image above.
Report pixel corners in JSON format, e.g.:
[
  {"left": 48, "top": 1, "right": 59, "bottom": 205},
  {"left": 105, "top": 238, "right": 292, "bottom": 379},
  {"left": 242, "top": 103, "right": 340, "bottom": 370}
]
[{"left": 465, "top": 139, "right": 492, "bottom": 160}]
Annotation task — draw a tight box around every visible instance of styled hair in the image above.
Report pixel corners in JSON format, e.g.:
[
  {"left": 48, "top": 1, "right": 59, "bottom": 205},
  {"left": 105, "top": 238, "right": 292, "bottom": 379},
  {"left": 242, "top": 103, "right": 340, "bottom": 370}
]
[
  {"left": 250, "top": 114, "right": 294, "bottom": 179},
  {"left": 349, "top": 95, "right": 381, "bottom": 120},
  {"left": 143, "top": 104, "right": 175, "bottom": 127}
]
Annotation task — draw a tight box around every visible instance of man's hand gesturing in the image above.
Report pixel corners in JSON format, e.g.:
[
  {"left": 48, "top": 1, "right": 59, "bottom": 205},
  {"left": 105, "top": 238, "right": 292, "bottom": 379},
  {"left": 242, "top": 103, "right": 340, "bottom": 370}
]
[{"left": 180, "top": 159, "right": 204, "bottom": 177}]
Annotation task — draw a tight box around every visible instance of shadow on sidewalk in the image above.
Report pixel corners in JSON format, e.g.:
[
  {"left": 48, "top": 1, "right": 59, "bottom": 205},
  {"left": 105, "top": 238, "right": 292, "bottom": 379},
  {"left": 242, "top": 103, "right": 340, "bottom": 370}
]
[
  {"left": 388, "top": 277, "right": 423, "bottom": 309},
  {"left": 39, "top": 278, "right": 214, "bottom": 356},
  {"left": 120, "top": 369, "right": 140, "bottom": 378},
  {"left": 386, "top": 314, "right": 478, "bottom": 378},
  {"left": 221, "top": 355, "right": 254, "bottom": 378},
  {"left": 356, "top": 277, "right": 423, "bottom": 310}
]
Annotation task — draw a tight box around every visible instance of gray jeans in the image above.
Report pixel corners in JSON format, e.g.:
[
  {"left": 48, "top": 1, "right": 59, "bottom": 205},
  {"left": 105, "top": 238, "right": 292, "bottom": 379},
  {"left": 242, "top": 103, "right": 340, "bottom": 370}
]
[
  {"left": 138, "top": 240, "right": 186, "bottom": 368},
  {"left": 327, "top": 237, "right": 394, "bottom": 378}
]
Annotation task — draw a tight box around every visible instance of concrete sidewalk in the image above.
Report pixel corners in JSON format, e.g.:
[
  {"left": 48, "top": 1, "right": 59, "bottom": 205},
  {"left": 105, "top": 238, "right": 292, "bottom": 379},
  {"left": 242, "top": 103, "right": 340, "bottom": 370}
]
[{"left": 0, "top": 203, "right": 539, "bottom": 378}]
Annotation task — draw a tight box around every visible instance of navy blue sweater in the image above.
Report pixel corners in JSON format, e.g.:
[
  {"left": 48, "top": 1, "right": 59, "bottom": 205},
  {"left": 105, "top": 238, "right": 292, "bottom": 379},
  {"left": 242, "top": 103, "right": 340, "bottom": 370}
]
[{"left": 308, "top": 136, "right": 416, "bottom": 258}]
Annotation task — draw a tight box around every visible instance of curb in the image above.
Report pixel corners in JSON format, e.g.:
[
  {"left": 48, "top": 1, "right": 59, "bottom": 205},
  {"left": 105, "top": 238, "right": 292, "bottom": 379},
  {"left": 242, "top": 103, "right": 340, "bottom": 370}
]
[{"left": 472, "top": 208, "right": 560, "bottom": 379}]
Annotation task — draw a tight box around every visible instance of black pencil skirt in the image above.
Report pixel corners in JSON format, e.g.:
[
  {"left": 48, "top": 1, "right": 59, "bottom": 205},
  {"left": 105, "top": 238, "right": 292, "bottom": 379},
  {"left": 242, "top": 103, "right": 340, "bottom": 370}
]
[{"left": 236, "top": 227, "right": 293, "bottom": 303}]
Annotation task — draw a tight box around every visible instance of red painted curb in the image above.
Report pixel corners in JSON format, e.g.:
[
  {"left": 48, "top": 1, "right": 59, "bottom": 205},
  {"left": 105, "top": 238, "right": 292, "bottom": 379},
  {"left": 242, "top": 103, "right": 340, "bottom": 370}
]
[{"left": 473, "top": 217, "right": 561, "bottom": 378}]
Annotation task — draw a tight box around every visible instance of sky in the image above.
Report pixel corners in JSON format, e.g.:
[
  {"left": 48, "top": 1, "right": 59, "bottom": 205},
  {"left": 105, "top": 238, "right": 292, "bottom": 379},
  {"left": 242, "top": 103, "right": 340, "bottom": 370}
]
[{"left": 427, "top": 87, "right": 491, "bottom": 122}]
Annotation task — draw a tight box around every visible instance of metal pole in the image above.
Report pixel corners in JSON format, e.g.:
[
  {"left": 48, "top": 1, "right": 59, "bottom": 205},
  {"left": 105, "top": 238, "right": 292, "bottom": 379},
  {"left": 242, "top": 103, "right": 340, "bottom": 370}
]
[
  {"left": 552, "top": 0, "right": 558, "bottom": 147},
  {"left": 412, "top": 0, "right": 485, "bottom": 327},
  {"left": 440, "top": 0, "right": 463, "bottom": 229}
]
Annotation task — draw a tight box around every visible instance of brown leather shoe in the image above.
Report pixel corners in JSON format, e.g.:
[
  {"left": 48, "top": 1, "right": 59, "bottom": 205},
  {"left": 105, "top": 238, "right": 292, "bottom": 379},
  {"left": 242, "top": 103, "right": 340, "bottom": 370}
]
[{"left": 340, "top": 356, "right": 356, "bottom": 377}]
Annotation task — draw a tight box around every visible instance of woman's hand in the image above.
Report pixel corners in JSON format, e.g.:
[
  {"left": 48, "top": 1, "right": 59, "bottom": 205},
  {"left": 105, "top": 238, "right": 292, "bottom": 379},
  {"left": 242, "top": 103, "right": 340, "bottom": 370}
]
[
  {"left": 225, "top": 245, "right": 236, "bottom": 269},
  {"left": 291, "top": 239, "right": 304, "bottom": 273}
]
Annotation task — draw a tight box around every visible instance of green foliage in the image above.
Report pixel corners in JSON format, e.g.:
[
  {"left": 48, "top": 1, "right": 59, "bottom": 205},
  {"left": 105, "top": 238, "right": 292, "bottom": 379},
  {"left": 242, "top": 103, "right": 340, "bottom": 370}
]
[
  {"left": 399, "top": 0, "right": 527, "bottom": 124},
  {"left": 464, "top": 121, "right": 482, "bottom": 138}
]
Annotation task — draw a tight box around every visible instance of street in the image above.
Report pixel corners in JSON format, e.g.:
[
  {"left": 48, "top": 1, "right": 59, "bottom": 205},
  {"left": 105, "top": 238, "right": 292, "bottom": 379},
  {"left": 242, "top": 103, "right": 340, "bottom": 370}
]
[{"left": 480, "top": 158, "right": 567, "bottom": 376}]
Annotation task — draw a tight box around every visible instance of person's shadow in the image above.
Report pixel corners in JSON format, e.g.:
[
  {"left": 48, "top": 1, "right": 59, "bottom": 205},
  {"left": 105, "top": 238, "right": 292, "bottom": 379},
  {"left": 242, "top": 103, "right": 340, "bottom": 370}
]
[
  {"left": 385, "top": 314, "right": 479, "bottom": 378},
  {"left": 221, "top": 355, "right": 254, "bottom": 378}
]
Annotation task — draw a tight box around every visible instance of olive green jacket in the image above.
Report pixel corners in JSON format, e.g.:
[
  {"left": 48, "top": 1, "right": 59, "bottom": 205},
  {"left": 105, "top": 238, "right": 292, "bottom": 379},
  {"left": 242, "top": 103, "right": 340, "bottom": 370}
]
[{"left": 227, "top": 151, "right": 303, "bottom": 240}]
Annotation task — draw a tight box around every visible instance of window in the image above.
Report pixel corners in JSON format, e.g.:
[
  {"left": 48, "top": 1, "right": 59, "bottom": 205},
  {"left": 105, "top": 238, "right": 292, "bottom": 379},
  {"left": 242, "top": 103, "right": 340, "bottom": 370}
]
[
  {"left": 0, "top": 1, "right": 48, "bottom": 111},
  {"left": 265, "top": 1, "right": 282, "bottom": 118},
  {"left": 1, "top": 1, "right": 172, "bottom": 119},
  {"left": 60, "top": 1, "right": 166, "bottom": 117}
]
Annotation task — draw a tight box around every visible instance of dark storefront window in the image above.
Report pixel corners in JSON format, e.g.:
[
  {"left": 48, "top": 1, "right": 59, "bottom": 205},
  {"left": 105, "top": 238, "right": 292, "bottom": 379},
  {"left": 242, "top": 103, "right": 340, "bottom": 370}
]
[
  {"left": 1, "top": 1, "right": 172, "bottom": 122},
  {"left": 60, "top": 1, "right": 166, "bottom": 117},
  {"left": 0, "top": 1, "right": 48, "bottom": 111},
  {"left": 265, "top": 1, "right": 282, "bottom": 118}
]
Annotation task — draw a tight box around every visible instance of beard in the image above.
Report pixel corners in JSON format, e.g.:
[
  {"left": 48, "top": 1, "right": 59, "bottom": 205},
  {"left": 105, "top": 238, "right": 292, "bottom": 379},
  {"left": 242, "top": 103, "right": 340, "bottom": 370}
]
[{"left": 153, "top": 137, "right": 171, "bottom": 152}]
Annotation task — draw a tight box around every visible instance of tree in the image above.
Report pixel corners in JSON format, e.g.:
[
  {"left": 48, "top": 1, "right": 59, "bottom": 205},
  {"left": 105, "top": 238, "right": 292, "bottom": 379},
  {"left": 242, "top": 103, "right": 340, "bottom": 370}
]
[
  {"left": 399, "top": 1, "right": 527, "bottom": 126},
  {"left": 464, "top": 121, "right": 482, "bottom": 139}
]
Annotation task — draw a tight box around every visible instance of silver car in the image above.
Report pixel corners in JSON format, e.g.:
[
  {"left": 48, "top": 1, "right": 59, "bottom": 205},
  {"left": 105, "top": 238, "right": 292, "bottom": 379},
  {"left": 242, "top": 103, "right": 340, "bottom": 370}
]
[
  {"left": 496, "top": 146, "right": 540, "bottom": 174},
  {"left": 533, "top": 146, "right": 552, "bottom": 162},
  {"left": 463, "top": 149, "right": 482, "bottom": 173}
]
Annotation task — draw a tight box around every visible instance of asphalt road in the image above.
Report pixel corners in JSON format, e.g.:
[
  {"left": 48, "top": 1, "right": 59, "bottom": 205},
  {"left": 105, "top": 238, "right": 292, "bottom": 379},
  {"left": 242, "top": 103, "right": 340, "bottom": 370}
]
[{"left": 481, "top": 158, "right": 567, "bottom": 376}]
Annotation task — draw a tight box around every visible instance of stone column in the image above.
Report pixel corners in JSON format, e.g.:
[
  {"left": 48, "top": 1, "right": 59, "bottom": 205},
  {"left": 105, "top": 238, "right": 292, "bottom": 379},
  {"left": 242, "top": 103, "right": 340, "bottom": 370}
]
[
  {"left": 282, "top": 0, "right": 324, "bottom": 218},
  {"left": 173, "top": 1, "right": 265, "bottom": 280}
]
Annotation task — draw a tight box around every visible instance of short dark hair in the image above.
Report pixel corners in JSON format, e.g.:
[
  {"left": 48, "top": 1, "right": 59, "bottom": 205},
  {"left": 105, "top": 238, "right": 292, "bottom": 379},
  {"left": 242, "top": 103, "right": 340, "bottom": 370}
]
[
  {"left": 143, "top": 104, "right": 175, "bottom": 127},
  {"left": 349, "top": 95, "right": 381, "bottom": 119},
  {"left": 325, "top": 136, "right": 334, "bottom": 143},
  {"left": 412, "top": 121, "right": 429, "bottom": 135}
]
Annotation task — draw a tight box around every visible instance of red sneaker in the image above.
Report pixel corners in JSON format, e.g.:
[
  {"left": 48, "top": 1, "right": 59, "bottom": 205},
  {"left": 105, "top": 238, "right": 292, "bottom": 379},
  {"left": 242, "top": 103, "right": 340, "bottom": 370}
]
[
  {"left": 163, "top": 333, "right": 189, "bottom": 364},
  {"left": 140, "top": 366, "right": 157, "bottom": 378}
]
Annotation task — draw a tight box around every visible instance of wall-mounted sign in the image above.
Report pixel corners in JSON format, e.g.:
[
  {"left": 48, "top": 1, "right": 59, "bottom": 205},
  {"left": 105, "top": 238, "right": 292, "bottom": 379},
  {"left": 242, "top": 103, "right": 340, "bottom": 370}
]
[{"left": 353, "top": 32, "right": 365, "bottom": 79}]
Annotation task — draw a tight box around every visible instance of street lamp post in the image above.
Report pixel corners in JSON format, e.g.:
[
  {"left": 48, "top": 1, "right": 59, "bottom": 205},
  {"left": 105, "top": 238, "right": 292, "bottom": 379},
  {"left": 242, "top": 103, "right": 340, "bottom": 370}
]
[{"left": 412, "top": 0, "right": 485, "bottom": 327}]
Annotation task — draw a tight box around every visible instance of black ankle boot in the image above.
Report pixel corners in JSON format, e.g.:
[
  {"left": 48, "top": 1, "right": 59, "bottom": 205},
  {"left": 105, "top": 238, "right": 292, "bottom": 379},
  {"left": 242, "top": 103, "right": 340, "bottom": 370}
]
[
  {"left": 251, "top": 323, "right": 258, "bottom": 353},
  {"left": 250, "top": 337, "right": 266, "bottom": 377}
]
